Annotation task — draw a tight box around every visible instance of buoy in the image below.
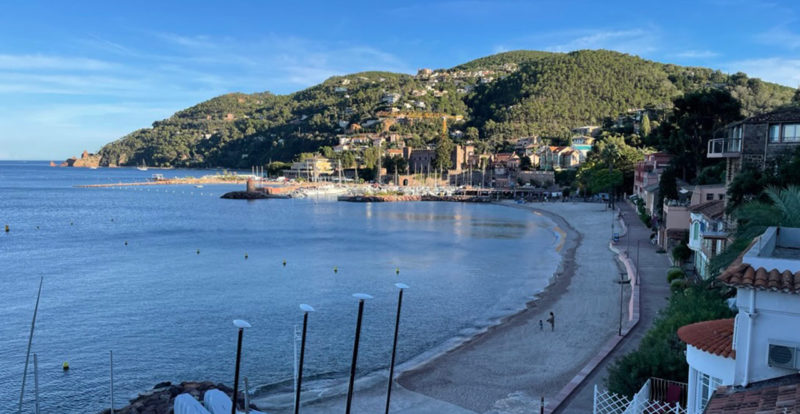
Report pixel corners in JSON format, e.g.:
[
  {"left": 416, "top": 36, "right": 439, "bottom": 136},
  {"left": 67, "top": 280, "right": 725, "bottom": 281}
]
[
  {"left": 62, "top": 362, "right": 69, "bottom": 371},
  {"left": 36, "top": 226, "right": 39, "bottom": 230},
  {"left": 396, "top": 267, "right": 400, "bottom": 275},
  {"left": 196, "top": 249, "right": 200, "bottom": 255},
  {"left": 110, "top": 218, "right": 114, "bottom": 222},
  {"left": 244, "top": 253, "right": 248, "bottom": 259},
  {"left": 282, "top": 260, "right": 286, "bottom": 267},
  {"left": 4, "top": 224, "right": 8, "bottom": 232},
  {"left": 124, "top": 241, "right": 128, "bottom": 246},
  {"left": 334, "top": 266, "right": 338, "bottom": 273},
  {"left": 70, "top": 222, "right": 74, "bottom": 226}
]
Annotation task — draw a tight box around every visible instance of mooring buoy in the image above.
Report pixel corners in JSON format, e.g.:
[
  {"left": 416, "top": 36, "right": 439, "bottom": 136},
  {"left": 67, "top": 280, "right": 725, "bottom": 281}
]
[
  {"left": 282, "top": 260, "right": 286, "bottom": 267},
  {"left": 62, "top": 361, "right": 69, "bottom": 371},
  {"left": 4, "top": 224, "right": 9, "bottom": 232},
  {"left": 245, "top": 253, "right": 248, "bottom": 259},
  {"left": 334, "top": 266, "right": 338, "bottom": 273},
  {"left": 196, "top": 249, "right": 200, "bottom": 255},
  {"left": 124, "top": 241, "right": 128, "bottom": 246},
  {"left": 396, "top": 267, "right": 400, "bottom": 275}
]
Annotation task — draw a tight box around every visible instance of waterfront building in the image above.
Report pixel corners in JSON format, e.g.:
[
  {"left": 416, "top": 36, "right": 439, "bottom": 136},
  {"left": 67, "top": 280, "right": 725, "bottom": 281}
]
[
  {"left": 658, "top": 184, "right": 725, "bottom": 251},
  {"left": 633, "top": 152, "right": 671, "bottom": 202},
  {"left": 687, "top": 199, "right": 727, "bottom": 279},
  {"left": 678, "top": 226, "right": 800, "bottom": 413},
  {"left": 708, "top": 106, "right": 800, "bottom": 208},
  {"left": 283, "top": 156, "right": 333, "bottom": 181}
]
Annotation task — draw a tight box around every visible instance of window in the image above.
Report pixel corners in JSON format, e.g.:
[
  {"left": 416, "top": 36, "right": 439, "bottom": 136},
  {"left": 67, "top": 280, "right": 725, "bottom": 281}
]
[
  {"left": 696, "top": 372, "right": 722, "bottom": 413},
  {"left": 769, "top": 124, "right": 781, "bottom": 142},
  {"left": 693, "top": 222, "right": 700, "bottom": 240},
  {"left": 730, "top": 126, "right": 743, "bottom": 139},
  {"left": 783, "top": 124, "right": 800, "bottom": 142},
  {"left": 718, "top": 194, "right": 725, "bottom": 200},
  {"left": 706, "top": 193, "right": 714, "bottom": 201}
]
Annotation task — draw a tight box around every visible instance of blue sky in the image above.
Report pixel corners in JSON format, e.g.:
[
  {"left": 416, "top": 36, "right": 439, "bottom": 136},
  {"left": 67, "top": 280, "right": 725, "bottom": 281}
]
[{"left": 1, "top": 0, "right": 799, "bottom": 160}]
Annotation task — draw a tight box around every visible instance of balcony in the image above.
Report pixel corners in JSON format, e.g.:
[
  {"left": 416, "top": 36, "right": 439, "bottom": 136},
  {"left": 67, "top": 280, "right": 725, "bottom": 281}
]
[{"left": 707, "top": 138, "right": 741, "bottom": 158}]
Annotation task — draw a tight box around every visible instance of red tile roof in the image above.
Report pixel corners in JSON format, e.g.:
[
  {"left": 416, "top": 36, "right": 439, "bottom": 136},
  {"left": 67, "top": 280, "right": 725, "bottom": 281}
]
[
  {"left": 717, "top": 262, "right": 800, "bottom": 294},
  {"left": 704, "top": 374, "right": 800, "bottom": 414},
  {"left": 677, "top": 318, "right": 735, "bottom": 359},
  {"left": 689, "top": 200, "right": 725, "bottom": 220}
]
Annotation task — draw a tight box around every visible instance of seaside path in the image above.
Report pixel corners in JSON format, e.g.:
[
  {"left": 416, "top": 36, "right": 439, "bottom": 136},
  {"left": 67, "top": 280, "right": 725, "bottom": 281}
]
[{"left": 555, "top": 201, "right": 671, "bottom": 413}]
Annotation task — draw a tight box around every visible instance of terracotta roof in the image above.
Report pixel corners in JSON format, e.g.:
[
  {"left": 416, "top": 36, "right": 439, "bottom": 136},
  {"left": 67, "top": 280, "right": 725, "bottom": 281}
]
[
  {"left": 717, "top": 262, "right": 800, "bottom": 294},
  {"left": 689, "top": 200, "right": 725, "bottom": 219},
  {"left": 704, "top": 374, "right": 800, "bottom": 414},
  {"left": 677, "top": 318, "right": 735, "bottom": 359}
]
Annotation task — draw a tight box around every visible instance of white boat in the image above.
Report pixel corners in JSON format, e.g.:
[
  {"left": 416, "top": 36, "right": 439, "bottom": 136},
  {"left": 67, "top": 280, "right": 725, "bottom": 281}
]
[
  {"left": 195, "top": 185, "right": 204, "bottom": 188},
  {"left": 137, "top": 160, "right": 148, "bottom": 171}
]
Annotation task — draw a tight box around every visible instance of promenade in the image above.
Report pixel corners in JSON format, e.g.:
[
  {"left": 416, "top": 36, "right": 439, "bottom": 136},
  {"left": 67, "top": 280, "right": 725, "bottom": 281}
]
[{"left": 269, "top": 201, "right": 632, "bottom": 413}]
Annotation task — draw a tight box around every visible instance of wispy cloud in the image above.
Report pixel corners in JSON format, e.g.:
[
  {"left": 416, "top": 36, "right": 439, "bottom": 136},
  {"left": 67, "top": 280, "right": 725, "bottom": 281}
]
[
  {"left": 546, "top": 28, "right": 659, "bottom": 55},
  {"left": 673, "top": 50, "right": 719, "bottom": 59},
  {"left": 723, "top": 57, "right": 800, "bottom": 87},
  {"left": 756, "top": 27, "right": 800, "bottom": 49},
  {"left": 0, "top": 54, "right": 114, "bottom": 71}
]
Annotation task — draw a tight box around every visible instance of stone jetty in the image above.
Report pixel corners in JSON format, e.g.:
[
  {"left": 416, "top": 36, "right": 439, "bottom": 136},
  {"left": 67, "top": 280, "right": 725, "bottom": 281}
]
[{"left": 97, "top": 381, "right": 260, "bottom": 414}]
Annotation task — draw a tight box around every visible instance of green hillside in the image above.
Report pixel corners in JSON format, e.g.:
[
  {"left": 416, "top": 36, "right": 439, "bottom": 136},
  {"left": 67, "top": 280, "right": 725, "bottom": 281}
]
[{"left": 95, "top": 49, "right": 796, "bottom": 168}]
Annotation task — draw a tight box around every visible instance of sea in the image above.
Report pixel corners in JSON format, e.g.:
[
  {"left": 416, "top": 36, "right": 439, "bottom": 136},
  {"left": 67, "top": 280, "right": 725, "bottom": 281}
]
[{"left": 0, "top": 161, "right": 563, "bottom": 413}]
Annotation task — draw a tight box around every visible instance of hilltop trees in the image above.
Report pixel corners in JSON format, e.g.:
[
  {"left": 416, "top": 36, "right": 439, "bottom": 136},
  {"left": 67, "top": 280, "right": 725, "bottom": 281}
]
[{"left": 653, "top": 89, "right": 742, "bottom": 181}]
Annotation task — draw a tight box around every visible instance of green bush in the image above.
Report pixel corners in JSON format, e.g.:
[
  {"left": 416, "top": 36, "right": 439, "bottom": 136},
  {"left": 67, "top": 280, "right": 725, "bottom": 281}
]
[
  {"left": 672, "top": 243, "right": 692, "bottom": 265},
  {"left": 667, "top": 268, "right": 685, "bottom": 283},
  {"left": 670, "top": 278, "right": 688, "bottom": 293},
  {"left": 606, "top": 282, "right": 734, "bottom": 397}
]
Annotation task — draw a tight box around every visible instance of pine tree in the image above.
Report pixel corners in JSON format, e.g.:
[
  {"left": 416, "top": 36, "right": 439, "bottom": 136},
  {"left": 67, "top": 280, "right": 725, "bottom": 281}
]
[
  {"left": 793, "top": 86, "right": 800, "bottom": 104},
  {"left": 641, "top": 113, "right": 651, "bottom": 138}
]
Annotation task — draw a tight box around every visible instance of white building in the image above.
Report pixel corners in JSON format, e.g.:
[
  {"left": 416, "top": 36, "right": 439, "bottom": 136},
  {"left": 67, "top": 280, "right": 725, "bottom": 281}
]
[
  {"left": 687, "top": 200, "right": 726, "bottom": 280},
  {"left": 678, "top": 226, "right": 800, "bottom": 414}
]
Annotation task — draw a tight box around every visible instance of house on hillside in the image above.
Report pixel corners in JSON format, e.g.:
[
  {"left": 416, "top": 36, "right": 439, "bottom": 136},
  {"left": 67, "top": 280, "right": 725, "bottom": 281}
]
[
  {"left": 382, "top": 93, "right": 402, "bottom": 104},
  {"left": 572, "top": 125, "right": 601, "bottom": 137},
  {"left": 678, "top": 226, "right": 800, "bottom": 413},
  {"left": 708, "top": 106, "right": 800, "bottom": 209},
  {"left": 538, "top": 146, "right": 581, "bottom": 170}
]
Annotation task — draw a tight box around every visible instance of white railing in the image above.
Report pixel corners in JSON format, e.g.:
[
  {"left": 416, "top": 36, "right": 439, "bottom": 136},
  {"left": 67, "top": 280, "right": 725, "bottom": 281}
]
[
  {"left": 594, "top": 381, "right": 687, "bottom": 414},
  {"left": 707, "top": 138, "right": 741, "bottom": 157}
]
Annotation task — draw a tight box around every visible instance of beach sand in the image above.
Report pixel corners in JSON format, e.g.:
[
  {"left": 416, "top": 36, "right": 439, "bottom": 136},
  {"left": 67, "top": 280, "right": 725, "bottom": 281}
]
[{"left": 261, "top": 201, "right": 627, "bottom": 414}]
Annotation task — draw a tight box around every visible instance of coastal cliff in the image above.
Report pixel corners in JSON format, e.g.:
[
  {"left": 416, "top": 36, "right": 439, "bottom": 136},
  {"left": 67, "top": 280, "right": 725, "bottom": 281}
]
[{"left": 60, "top": 150, "right": 101, "bottom": 167}]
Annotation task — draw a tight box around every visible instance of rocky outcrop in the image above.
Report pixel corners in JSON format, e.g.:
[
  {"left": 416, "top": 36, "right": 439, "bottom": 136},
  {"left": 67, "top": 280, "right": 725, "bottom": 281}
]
[
  {"left": 61, "top": 150, "right": 101, "bottom": 167},
  {"left": 97, "top": 381, "right": 259, "bottom": 414},
  {"left": 221, "top": 191, "right": 270, "bottom": 199}
]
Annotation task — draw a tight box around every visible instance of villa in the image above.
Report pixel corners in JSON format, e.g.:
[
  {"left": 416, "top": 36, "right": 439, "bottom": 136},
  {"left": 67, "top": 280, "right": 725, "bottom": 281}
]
[{"left": 678, "top": 226, "right": 800, "bottom": 413}]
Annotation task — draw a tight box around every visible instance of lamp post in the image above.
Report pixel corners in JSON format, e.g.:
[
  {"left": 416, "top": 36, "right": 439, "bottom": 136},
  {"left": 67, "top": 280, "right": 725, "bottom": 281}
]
[
  {"left": 294, "top": 304, "right": 315, "bottom": 414},
  {"left": 232, "top": 319, "right": 252, "bottom": 414},
  {"left": 385, "top": 283, "right": 408, "bottom": 414},
  {"left": 346, "top": 293, "right": 373, "bottom": 414},
  {"left": 615, "top": 273, "right": 631, "bottom": 336}
]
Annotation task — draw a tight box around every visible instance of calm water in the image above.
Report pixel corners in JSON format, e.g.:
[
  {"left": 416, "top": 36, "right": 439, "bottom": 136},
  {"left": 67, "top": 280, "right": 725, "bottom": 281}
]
[{"left": 0, "top": 161, "right": 562, "bottom": 413}]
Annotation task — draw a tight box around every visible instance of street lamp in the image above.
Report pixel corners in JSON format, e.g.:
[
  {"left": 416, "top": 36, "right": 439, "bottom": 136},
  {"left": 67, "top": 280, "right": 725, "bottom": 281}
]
[
  {"left": 614, "top": 273, "right": 631, "bottom": 336},
  {"left": 294, "top": 304, "right": 315, "bottom": 414},
  {"left": 232, "top": 319, "right": 252, "bottom": 414},
  {"left": 346, "top": 293, "right": 373, "bottom": 414},
  {"left": 385, "top": 283, "right": 409, "bottom": 414}
]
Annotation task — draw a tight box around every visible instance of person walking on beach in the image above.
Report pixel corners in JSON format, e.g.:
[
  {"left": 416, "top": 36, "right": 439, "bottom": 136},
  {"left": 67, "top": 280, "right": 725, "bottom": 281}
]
[{"left": 546, "top": 312, "right": 555, "bottom": 331}]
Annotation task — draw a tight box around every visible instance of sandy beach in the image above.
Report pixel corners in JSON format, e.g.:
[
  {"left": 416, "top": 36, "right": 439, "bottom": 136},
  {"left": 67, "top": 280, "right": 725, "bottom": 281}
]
[{"left": 260, "top": 201, "right": 628, "bottom": 414}]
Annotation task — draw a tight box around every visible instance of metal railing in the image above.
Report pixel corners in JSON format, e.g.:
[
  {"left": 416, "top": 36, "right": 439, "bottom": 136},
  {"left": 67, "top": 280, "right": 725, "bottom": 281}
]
[
  {"left": 593, "top": 378, "right": 687, "bottom": 414},
  {"left": 707, "top": 138, "right": 741, "bottom": 157}
]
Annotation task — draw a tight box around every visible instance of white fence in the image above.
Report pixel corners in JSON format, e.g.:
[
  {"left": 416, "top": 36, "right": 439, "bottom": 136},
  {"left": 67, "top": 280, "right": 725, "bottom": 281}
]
[{"left": 594, "top": 380, "right": 687, "bottom": 414}]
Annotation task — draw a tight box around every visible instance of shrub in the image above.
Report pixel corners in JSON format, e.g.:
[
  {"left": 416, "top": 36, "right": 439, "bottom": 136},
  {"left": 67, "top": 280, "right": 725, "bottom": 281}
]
[
  {"left": 667, "top": 268, "right": 685, "bottom": 283},
  {"left": 670, "top": 278, "right": 687, "bottom": 293},
  {"left": 606, "top": 282, "right": 734, "bottom": 397},
  {"left": 672, "top": 243, "right": 692, "bottom": 265}
]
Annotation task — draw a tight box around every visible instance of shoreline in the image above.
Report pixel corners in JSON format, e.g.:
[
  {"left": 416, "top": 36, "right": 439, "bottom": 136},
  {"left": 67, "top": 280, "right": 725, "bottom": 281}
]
[
  {"left": 249, "top": 200, "right": 573, "bottom": 412},
  {"left": 257, "top": 201, "right": 624, "bottom": 414}
]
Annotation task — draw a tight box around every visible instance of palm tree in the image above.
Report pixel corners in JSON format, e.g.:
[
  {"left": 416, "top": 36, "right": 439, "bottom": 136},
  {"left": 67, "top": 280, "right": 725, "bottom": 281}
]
[{"left": 710, "top": 186, "right": 800, "bottom": 275}]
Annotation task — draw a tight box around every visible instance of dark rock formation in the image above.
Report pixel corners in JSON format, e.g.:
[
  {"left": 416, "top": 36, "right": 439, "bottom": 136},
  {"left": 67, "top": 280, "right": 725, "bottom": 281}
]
[{"left": 97, "top": 381, "right": 259, "bottom": 414}]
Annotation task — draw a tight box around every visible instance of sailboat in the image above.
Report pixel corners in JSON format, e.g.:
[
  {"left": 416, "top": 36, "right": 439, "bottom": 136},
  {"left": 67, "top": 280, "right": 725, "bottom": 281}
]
[{"left": 137, "top": 160, "right": 148, "bottom": 171}]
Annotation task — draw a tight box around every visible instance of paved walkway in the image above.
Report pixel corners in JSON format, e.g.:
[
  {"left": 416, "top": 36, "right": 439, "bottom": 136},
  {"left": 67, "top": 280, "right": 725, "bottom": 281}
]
[{"left": 555, "top": 201, "right": 671, "bottom": 413}]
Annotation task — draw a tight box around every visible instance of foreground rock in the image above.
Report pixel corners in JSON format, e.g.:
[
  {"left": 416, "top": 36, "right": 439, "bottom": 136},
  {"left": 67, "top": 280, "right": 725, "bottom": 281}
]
[{"left": 98, "top": 381, "right": 259, "bottom": 414}]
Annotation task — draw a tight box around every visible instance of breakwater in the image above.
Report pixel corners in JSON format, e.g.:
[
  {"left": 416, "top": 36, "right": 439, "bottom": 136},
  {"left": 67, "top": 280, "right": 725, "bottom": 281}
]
[{"left": 337, "top": 194, "right": 493, "bottom": 203}]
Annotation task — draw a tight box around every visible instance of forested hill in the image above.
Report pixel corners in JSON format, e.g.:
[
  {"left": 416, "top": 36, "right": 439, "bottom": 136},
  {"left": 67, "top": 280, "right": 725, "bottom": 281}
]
[{"left": 95, "top": 49, "right": 796, "bottom": 168}]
